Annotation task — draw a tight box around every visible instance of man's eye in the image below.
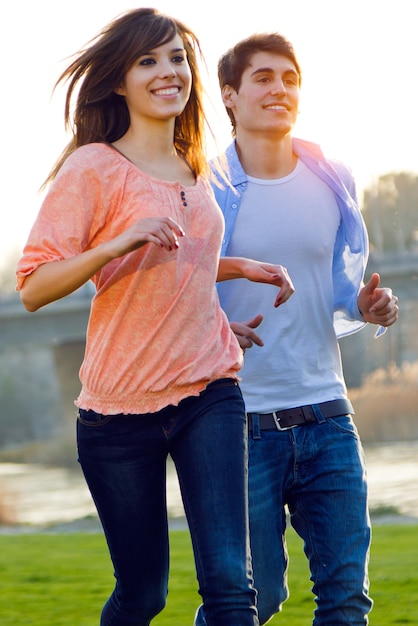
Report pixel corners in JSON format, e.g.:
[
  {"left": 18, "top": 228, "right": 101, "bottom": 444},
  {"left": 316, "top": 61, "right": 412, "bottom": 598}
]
[{"left": 283, "top": 74, "right": 299, "bottom": 86}]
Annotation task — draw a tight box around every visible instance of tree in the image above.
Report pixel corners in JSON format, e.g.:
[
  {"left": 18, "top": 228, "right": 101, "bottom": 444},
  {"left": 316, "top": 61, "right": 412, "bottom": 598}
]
[{"left": 362, "top": 172, "right": 418, "bottom": 254}]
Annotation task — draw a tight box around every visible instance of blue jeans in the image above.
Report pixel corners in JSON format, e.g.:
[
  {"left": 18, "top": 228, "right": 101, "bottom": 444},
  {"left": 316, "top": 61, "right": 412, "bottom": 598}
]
[
  {"left": 77, "top": 379, "right": 258, "bottom": 626},
  {"left": 196, "top": 411, "right": 372, "bottom": 626}
]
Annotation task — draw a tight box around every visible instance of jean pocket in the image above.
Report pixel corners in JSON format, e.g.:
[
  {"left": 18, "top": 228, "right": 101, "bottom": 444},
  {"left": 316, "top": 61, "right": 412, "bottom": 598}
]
[
  {"left": 327, "top": 415, "right": 359, "bottom": 437},
  {"left": 78, "top": 409, "right": 114, "bottom": 427}
]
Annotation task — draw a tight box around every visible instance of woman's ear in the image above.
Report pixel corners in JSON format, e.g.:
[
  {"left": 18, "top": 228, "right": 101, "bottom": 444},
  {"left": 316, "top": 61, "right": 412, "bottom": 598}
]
[{"left": 114, "top": 83, "right": 126, "bottom": 96}]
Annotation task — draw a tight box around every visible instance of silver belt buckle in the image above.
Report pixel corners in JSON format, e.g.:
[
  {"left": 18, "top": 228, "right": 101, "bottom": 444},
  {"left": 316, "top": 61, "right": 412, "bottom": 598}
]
[{"left": 271, "top": 411, "right": 298, "bottom": 431}]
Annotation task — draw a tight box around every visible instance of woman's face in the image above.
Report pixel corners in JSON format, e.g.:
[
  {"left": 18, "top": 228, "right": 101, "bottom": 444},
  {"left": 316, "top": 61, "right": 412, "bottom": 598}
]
[{"left": 116, "top": 33, "right": 192, "bottom": 123}]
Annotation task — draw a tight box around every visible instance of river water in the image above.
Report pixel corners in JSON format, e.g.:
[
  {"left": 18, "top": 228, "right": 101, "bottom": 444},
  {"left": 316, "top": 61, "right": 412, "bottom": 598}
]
[{"left": 0, "top": 440, "right": 417, "bottom": 528}]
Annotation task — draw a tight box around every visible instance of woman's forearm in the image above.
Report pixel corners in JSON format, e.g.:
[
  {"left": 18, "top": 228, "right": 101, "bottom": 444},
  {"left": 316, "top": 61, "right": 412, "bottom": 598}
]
[
  {"left": 19, "top": 243, "right": 114, "bottom": 312},
  {"left": 217, "top": 257, "right": 253, "bottom": 282}
]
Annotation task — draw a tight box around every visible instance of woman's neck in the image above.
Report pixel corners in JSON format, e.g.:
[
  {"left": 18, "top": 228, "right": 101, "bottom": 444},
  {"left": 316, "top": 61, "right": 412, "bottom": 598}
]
[{"left": 112, "top": 122, "right": 195, "bottom": 185}]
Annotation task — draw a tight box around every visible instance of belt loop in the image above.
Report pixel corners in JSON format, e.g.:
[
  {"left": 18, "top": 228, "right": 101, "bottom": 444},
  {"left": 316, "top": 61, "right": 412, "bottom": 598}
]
[
  {"left": 312, "top": 404, "right": 326, "bottom": 424},
  {"left": 248, "top": 413, "right": 261, "bottom": 440}
]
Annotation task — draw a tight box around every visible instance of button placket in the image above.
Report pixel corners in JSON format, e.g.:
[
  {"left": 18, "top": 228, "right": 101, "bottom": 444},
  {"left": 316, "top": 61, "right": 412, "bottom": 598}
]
[{"left": 180, "top": 190, "right": 188, "bottom": 207}]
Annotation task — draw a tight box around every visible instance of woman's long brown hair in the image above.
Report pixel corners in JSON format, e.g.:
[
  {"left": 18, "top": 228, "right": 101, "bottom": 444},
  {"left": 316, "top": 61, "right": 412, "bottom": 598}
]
[{"left": 43, "top": 8, "right": 211, "bottom": 187}]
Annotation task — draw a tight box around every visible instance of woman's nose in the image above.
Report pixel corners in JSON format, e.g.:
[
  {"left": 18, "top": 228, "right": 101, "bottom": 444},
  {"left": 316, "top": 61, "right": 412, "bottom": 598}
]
[{"left": 159, "top": 62, "right": 176, "bottom": 79}]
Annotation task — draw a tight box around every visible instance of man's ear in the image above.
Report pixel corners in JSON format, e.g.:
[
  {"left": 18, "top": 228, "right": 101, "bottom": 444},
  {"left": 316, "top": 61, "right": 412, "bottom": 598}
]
[{"left": 221, "top": 84, "right": 236, "bottom": 108}]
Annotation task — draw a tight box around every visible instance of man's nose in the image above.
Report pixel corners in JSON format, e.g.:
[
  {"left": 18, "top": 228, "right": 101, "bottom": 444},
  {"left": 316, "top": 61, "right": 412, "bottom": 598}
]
[{"left": 270, "top": 80, "right": 286, "bottom": 96}]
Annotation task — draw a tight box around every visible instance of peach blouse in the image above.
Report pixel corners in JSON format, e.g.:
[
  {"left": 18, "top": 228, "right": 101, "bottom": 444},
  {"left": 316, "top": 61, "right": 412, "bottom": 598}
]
[{"left": 16, "top": 144, "right": 242, "bottom": 414}]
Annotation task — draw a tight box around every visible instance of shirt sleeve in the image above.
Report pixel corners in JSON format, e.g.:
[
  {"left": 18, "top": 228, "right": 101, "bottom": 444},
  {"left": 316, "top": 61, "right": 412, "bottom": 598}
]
[{"left": 16, "top": 147, "right": 110, "bottom": 290}]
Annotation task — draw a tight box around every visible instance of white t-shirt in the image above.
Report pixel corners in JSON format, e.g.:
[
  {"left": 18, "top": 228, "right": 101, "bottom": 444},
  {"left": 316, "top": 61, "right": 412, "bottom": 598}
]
[{"left": 217, "top": 160, "right": 348, "bottom": 413}]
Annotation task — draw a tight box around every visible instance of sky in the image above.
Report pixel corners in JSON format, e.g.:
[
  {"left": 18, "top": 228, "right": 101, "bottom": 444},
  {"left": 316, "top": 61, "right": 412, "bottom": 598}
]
[{"left": 1, "top": 0, "right": 417, "bottom": 269}]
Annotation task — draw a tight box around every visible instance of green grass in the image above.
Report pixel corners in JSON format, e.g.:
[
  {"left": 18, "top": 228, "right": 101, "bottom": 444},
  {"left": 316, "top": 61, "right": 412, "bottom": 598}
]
[{"left": 0, "top": 524, "right": 417, "bottom": 625}]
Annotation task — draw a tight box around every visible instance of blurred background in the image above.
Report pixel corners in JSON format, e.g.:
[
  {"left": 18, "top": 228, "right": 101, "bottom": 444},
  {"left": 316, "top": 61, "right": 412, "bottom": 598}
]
[{"left": 0, "top": 0, "right": 417, "bottom": 529}]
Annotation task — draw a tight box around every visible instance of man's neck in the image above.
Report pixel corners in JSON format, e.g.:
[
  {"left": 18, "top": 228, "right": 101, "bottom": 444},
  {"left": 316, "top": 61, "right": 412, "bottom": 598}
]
[{"left": 235, "top": 132, "right": 297, "bottom": 179}]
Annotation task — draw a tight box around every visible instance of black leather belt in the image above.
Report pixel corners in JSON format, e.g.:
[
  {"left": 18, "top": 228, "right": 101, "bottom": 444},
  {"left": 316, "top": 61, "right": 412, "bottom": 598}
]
[{"left": 248, "top": 399, "right": 354, "bottom": 431}]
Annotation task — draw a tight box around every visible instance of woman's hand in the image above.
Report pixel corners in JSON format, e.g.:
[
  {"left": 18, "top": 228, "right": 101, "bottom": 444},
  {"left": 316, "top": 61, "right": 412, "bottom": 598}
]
[
  {"left": 104, "top": 216, "right": 186, "bottom": 258},
  {"left": 242, "top": 260, "right": 295, "bottom": 307},
  {"left": 218, "top": 257, "right": 295, "bottom": 307}
]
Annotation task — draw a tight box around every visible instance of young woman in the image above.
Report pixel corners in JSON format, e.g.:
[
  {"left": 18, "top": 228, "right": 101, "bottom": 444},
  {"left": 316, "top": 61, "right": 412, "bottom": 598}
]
[{"left": 16, "top": 8, "right": 293, "bottom": 625}]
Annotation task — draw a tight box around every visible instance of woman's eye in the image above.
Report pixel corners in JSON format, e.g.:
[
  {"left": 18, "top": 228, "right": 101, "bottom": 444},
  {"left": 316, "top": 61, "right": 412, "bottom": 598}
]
[{"left": 139, "top": 57, "right": 155, "bottom": 66}]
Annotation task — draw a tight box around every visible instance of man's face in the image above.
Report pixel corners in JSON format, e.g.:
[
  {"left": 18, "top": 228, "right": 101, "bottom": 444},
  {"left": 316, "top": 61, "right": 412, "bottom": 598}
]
[{"left": 222, "top": 51, "right": 300, "bottom": 137}]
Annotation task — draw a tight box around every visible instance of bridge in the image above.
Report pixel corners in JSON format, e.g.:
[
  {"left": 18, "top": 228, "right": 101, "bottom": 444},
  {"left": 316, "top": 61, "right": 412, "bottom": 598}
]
[
  {"left": 0, "top": 255, "right": 417, "bottom": 446},
  {"left": 2, "top": 254, "right": 417, "bottom": 348},
  {"left": 0, "top": 284, "right": 92, "bottom": 350}
]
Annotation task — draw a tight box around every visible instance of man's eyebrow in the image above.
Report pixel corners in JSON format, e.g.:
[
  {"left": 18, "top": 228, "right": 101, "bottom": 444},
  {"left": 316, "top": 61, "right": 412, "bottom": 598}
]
[
  {"left": 250, "top": 67, "right": 299, "bottom": 77},
  {"left": 250, "top": 66, "right": 274, "bottom": 77}
]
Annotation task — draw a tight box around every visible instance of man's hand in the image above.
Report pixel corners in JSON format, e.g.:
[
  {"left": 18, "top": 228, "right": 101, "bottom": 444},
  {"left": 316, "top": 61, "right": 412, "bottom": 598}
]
[
  {"left": 357, "top": 272, "right": 399, "bottom": 327},
  {"left": 230, "top": 314, "right": 264, "bottom": 351}
]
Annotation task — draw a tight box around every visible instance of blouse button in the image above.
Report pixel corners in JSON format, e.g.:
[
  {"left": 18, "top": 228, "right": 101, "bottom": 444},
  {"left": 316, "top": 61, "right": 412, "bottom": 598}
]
[{"left": 180, "top": 190, "right": 188, "bottom": 207}]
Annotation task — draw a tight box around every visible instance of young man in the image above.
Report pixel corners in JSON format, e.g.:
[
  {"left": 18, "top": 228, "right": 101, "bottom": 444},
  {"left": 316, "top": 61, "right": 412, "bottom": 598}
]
[{"left": 196, "top": 33, "right": 399, "bottom": 625}]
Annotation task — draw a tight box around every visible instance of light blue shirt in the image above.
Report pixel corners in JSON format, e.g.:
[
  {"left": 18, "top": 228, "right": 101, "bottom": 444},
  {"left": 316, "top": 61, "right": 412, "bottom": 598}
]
[{"left": 212, "top": 138, "right": 369, "bottom": 338}]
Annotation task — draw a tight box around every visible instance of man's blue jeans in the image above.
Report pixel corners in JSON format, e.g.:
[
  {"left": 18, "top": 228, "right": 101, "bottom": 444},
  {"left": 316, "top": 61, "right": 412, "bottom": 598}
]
[
  {"left": 77, "top": 379, "right": 258, "bottom": 626},
  {"left": 196, "top": 411, "right": 372, "bottom": 626}
]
